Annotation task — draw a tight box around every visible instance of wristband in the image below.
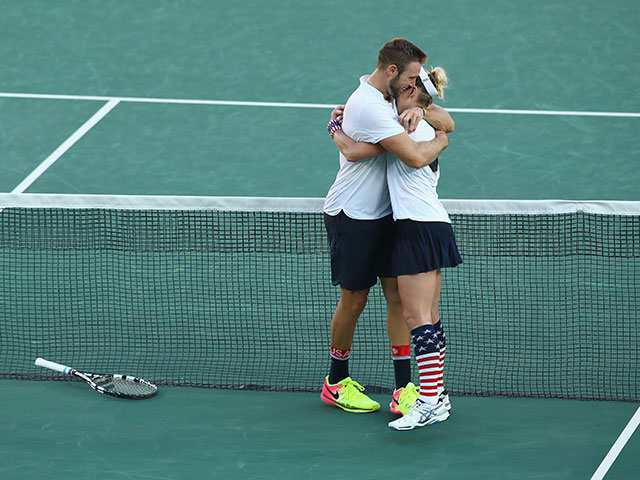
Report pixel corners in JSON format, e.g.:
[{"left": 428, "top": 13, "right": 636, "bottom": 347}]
[{"left": 327, "top": 120, "right": 342, "bottom": 138}]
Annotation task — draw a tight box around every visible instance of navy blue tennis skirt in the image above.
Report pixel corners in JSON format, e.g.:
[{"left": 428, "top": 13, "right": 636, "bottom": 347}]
[{"left": 391, "top": 220, "right": 462, "bottom": 276}]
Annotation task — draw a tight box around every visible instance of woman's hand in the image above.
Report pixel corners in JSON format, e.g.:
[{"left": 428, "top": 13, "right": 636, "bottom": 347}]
[
  {"left": 398, "top": 107, "right": 424, "bottom": 134},
  {"left": 331, "top": 105, "right": 345, "bottom": 124}
]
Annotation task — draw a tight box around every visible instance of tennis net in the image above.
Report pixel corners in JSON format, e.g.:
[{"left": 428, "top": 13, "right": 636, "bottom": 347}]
[{"left": 1, "top": 194, "right": 638, "bottom": 401}]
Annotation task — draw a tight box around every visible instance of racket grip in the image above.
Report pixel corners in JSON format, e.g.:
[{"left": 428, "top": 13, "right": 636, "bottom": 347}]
[{"left": 35, "top": 358, "right": 72, "bottom": 374}]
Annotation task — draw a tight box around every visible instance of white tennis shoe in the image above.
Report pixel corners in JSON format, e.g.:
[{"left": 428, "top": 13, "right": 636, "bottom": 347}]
[
  {"left": 388, "top": 399, "right": 450, "bottom": 431},
  {"left": 439, "top": 390, "right": 452, "bottom": 412}
]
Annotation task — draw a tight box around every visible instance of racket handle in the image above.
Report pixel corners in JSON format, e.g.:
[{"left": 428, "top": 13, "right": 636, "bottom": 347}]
[{"left": 35, "top": 358, "right": 72, "bottom": 374}]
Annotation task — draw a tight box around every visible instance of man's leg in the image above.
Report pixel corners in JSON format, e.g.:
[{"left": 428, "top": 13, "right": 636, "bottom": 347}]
[
  {"left": 321, "top": 286, "right": 380, "bottom": 413},
  {"left": 329, "top": 286, "right": 369, "bottom": 384},
  {"left": 321, "top": 211, "right": 385, "bottom": 413}
]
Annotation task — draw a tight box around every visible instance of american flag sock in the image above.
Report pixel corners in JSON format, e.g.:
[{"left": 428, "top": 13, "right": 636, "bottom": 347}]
[
  {"left": 434, "top": 320, "right": 446, "bottom": 396},
  {"left": 411, "top": 324, "right": 441, "bottom": 405},
  {"left": 391, "top": 345, "right": 412, "bottom": 389}
]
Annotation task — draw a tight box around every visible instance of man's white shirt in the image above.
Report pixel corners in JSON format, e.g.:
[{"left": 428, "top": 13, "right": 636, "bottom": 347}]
[
  {"left": 323, "top": 76, "right": 404, "bottom": 220},
  {"left": 386, "top": 119, "right": 450, "bottom": 223}
]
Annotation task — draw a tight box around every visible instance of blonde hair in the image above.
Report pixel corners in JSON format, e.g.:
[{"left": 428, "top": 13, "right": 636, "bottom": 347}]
[
  {"left": 416, "top": 66, "right": 449, "bottom": 107},
  {"left": 429, "top": 66, "right": 449, "bottom": 99}
]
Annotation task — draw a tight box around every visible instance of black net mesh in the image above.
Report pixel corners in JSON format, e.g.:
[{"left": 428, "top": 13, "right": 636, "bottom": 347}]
[{"left": 1, "top": 204, "right": 638, "bottom": 400}]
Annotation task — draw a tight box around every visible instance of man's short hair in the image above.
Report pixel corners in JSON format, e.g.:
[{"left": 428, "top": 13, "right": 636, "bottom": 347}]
[{"left": 377, "top": 38, "right": 427, "bottom": 73}]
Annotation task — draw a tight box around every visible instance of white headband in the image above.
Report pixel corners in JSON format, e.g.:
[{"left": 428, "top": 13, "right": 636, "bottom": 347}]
[{"left": 419, "top": 67, "right": 439, "bottom": 98}]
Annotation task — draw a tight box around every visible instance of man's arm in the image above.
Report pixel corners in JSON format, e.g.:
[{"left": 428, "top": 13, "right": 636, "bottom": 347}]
[
  {"left": 424, "top": 104, "right": 455, "bottom": 132},
  {"left": 398, "top": 105, "right": 455, "bottom": 133},
  {"left": 380, "top": 131, "right": 449, "bottom": 169}
]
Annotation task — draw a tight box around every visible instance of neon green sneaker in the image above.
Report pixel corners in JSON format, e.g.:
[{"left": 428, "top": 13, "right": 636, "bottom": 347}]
[
  {"left": 390, "top": 382, "right": 419, "bottom": 415},
  {"left": 321, "top": 376, "right": 380, "bottom": 413}
]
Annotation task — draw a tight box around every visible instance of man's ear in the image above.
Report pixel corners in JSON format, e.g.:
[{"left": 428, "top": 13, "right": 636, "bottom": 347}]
[{"left": 387, "top": 64, "right": 398, "bottom": 77}]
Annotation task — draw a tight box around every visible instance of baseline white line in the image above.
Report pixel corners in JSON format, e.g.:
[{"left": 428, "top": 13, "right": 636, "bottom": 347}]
[
  {"left": 1, "top": 91, "right": 639, "bottom": 118},
  {"left": 590, "top": 406, "right": 640, "bottom": 480},
  {"left": 12, "top": 99, "right": 120, "bottom": 194},
  {"left": 447, "top": 108, "right": 640, "bottom": 118},
  {"left": 0, "top": 92, "right": 333, "bottom": 110},
  {"left": 0, "top": 92, "right": 116, "bottom": 103}
]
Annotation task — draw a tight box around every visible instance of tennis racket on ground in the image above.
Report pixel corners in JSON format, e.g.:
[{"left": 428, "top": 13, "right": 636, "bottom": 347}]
[{"left": 35, "top": 357, "right": 158, "bottom": 399}]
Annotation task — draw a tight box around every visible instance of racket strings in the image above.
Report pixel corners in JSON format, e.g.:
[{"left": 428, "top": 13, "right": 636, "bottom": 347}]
[{"left": 96, "top": 376, "right": 157, "bottom": 396}]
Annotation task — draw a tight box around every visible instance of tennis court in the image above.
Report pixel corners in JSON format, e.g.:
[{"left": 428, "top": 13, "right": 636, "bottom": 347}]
[{"left": 1, "top": 1, "right": 639, "bottom": 479}]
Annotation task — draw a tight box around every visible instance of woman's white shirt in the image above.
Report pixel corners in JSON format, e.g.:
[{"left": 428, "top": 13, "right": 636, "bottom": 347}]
[{"left": 386, "top": 119, "right": 450, "bottom": 223}]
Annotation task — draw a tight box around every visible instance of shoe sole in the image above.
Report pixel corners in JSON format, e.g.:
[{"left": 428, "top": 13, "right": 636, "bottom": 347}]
[
  {"left": 321, "top": 393, "right": 380, "bottom": 413},
  {"left": 388, "top": 411, "right": 450, "bottom": 431}
]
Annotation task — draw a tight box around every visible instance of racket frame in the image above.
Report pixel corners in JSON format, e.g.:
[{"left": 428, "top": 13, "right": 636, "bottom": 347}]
[{"left": 35, "top": 357, "right": 157, "bottom": 399}]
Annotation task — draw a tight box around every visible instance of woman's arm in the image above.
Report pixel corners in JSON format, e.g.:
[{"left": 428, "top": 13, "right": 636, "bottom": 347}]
[
  {"left": 329, "top": 106, "right": 385, "bottom": 162},
  {"left": 333, "top": 130, "right": 385, "bottom": 162}
]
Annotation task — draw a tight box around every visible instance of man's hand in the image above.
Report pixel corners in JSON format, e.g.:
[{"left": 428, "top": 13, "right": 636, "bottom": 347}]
[
  {"left": 331, "top": 105, "right": 345, "bottom": 124},
  {"left": 398, "top": 106, "right": 424, "bottom": 134}
]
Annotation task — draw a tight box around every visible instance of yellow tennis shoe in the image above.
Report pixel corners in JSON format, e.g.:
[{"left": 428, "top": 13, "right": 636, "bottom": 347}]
[
  {"left": 390, "top": 382, "right": 419, "bottom": 415},
  {"left": 321, "top": 376, "right": 380, "bottom": 413}
]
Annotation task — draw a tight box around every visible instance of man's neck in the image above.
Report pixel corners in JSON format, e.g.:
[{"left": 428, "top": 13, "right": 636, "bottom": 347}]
[{"left": 366, "top": 69, "right": 391, "bottom": 101}]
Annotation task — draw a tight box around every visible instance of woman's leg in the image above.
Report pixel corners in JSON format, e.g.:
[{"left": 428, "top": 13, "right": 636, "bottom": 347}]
[
  {"left": 397, "top": 271, "right": 438, "bottom": 330},
  {"left": 431, "top": 270, "right": 451, "bottom": 402},
  {"left": 388, "top": 269, "right": 450, "bottom": 430},
  {"left": 397, "top": 271, "right": 442, "bottom": 404}
]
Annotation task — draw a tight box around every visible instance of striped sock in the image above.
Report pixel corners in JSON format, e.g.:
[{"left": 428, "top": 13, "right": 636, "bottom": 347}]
[
  {"left": 391, "top": 345, "right": 412, "bottom": 389},
  {"left": 411, "top": 324, "right": 441, "bottom": 405},
  {"left": 434, "top": 321, "right": 446, "bottom": 395}
]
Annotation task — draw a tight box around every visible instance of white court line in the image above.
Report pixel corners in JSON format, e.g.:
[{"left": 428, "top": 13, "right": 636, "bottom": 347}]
[
  {"left": 0, "top": 92, "right": 333, "bottom": 110},
  {"left": 1, "top": 91, "right": 640, "bottom": 118},
  {"left": 590, "top": 406, "right": 640, "bottom": 480},
  {"left": 12, "top": 99, "right": 120, "bottom": 193},
  {"left": 449, "top": 108, "right": 640, "bottom": 118}
]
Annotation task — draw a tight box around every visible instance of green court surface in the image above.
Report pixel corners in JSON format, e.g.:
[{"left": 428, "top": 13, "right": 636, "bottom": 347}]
[
  {"left": 2, "top": 380, "right": 639, "bottom": 480},
  {"left": 2, "top": 1, "right": 639, "bottom": 479},
  {"left": 0, "top": 99, "right": 103, "bottom": 192},
  {"left": 1, "top": 0, "right": 639, "bottom": 200},
  {"left": 17, "top": 103, "right": 333, "bottom": 197},
  {"left": 6, "top": 102, "right": 639, "bottom": 199}
]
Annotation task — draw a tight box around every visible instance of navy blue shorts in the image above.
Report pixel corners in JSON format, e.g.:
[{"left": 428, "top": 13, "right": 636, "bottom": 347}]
[
  {"left": 391, "top": 220, "right": 462, "bottom": 276},
  {"left": 324, "top": 211, "right": 395, "bottom": 291}
]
